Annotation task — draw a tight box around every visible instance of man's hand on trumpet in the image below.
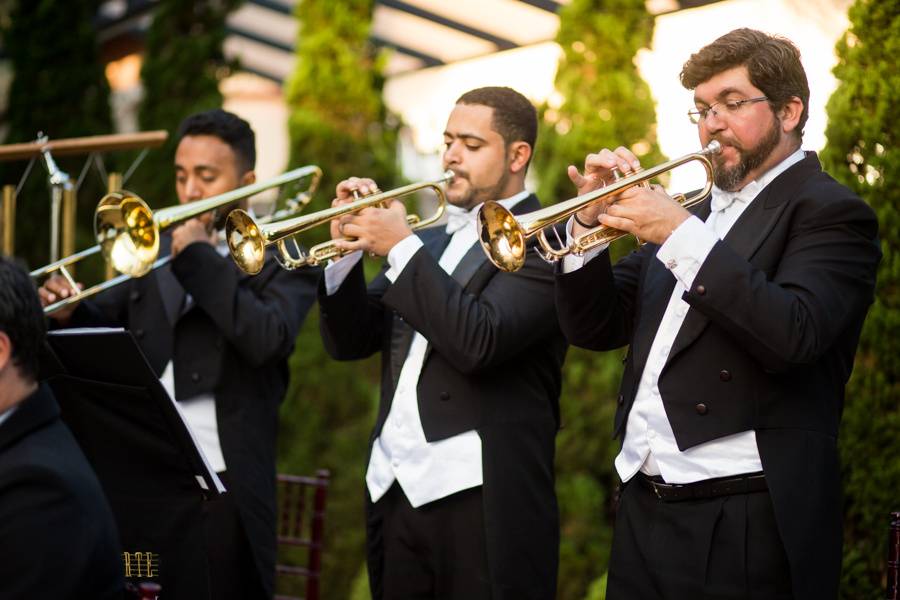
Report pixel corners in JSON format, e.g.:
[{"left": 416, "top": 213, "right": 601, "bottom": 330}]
[
  {"left": 331, "top": 177, "right": 413, "bottom": 258},
  {"left": 599, "top": 183, "right": 691, "bottom": 245},
  {"left": 567, "top": 146, "right": 642, "bottom": 236},
  {"left": 568, "top": 146, "right": 690, "bottom": 244}
]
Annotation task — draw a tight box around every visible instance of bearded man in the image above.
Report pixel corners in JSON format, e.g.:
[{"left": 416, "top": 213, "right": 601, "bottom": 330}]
[
  {"left": 318, "top": 86, "right": 567, "bottom": 600},
  {"left": 555, "top": 29, "right": 880, "bottom": 600}
]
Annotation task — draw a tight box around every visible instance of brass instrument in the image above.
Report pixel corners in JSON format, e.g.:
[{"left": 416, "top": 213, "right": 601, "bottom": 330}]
[
  {"left": 33, "top": 165, "right": 322, "bottom": 314},
  {"left": 476, "top": 141, "right": 721, "bottom": 272},
  {"left": 227, "top": 170, "right": 454, "bottom": 275}
]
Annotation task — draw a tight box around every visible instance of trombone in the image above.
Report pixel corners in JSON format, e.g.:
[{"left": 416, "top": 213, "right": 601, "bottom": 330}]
[
  {"left": 476, "top": 141, "right": 721, "bottom": 272},
  {"left": 227, "top": 170, "right": 454, "bottom": 274},
  {"left": 33, "top": 165, "right": 322, "bottom": 314}
]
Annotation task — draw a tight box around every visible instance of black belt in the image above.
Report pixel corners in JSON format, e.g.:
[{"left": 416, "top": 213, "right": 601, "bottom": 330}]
[{"left": 637, "top": 471, "right": 767, "bottom": 502}]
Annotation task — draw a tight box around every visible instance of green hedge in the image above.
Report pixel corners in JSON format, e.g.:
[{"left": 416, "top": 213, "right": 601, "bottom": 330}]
[
  {"left": 130, "top": 0, "right": 242, "bottom": 209},
  {"left": 819, "top": 0, "right": 900, "bottom": 596},
  {"left": 0, "top": 0, "right": 111, "bottom": 270}
]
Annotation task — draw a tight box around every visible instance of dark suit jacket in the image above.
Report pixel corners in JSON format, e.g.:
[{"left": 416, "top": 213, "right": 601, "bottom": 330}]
[
  {"left": 319, "top": 194, "right": 568, "bottom": 600},
  {"left": 64, "top": 238, "right": 319, "bottom": 597},
  {"left": 555, "top": 153, "right": 881, "bottom": 599},
  {"left": 0, "top": 383, "right": 123, "bottom": 599}
]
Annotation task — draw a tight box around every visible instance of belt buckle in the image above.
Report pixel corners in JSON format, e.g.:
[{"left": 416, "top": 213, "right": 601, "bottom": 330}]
[{"left": 651, "top": 481, "right": 663, "bottom": 500}]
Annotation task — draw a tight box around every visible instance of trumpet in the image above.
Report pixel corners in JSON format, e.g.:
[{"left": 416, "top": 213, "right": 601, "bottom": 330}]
[
  {"left": 33, "top": 165, "right": 322, "bottom": 314},
  {"left": 227, "top": 170, "right": 454, "bottom": 274},
  {"left": 476, "top": 142, "right": 721, "bottom": 272}
]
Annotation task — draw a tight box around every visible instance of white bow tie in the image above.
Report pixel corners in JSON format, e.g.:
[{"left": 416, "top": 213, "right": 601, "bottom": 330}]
[
  {"left": 445, "top": 205, "right": 477, "bottom": 235},
  {"left": 710, "top": 181, "right": 760, "bottom": 213}
]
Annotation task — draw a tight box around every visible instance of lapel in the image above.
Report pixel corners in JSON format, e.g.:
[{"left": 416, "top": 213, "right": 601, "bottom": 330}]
[
  {"left": 664, "top": 152, "right": 820, "bottom": 365},
  {"left": 154, "top": 235, "right": 185, "bottom": 326},
  {"left": 420, "top": 194, "right": 541, "bottom": 365},
  {"left": 388, "top": 227, "right": 450, "bottom": 391},
  {"left": 629, "top": 245, "right": 677, "bottom": 384}
]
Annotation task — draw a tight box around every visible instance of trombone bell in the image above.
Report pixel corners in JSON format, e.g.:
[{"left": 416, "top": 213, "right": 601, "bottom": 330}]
[{"left": 95, "top": 191, "right": 160, "bottom": 277}]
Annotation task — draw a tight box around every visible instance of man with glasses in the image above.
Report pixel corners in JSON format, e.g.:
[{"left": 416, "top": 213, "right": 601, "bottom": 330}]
[{"left": 555, "top": 28, "right": 880, "bottom": 599}]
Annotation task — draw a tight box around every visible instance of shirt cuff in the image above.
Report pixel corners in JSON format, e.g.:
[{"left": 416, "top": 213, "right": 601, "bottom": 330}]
[
  {"left": 385, "top": 234, "right": 423, "bottom": 283},
  {"left": 323, "top": 251, "right": 363, "bottom": 295},
  {"left": 655, "top": 216, "right": 717, "bottom": 289},
  {"left": 561, "top": 216, "right": 608, "bottom": 273}
]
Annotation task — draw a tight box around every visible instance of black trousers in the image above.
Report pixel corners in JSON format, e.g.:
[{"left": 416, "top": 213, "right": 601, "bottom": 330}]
[
  {"left": 606, "top": 476, "right": 793, "bottom": 600},
  {"left": 206, "top": 471, "right": 267, "bottom": 600},
  {"left": 368, "top": 483, "right": 492, "bottom": 600}
]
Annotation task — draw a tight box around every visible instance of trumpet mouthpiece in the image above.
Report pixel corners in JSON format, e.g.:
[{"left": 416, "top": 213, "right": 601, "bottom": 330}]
[{"left": 705, "top": 140, "right": 722, "bottom": 155}]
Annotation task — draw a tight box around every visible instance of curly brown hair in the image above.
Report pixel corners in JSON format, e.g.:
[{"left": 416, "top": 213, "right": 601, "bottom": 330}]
[{"left": 680, "top": 28, "right": 809, "bottom": 139}]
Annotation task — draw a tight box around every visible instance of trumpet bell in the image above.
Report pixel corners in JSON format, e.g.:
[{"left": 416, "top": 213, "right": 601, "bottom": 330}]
[
  {"left": 226, "top": 209, "right": 266, "bottom": 275},
  {"left": 477, "top": 201, "right": 527, "bottom": 273},
  {"left": 95, "top": 191, "right": 159, "bottom": 277}
]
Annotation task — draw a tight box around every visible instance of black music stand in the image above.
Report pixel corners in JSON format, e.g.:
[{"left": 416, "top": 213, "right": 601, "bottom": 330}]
[{"left": 42, "top": 328, "right": 225, "bottom": 600}]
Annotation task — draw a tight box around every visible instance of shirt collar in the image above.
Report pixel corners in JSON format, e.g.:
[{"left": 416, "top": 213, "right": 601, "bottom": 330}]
[{"left": 445, "top": 189, "right": 531, "bottom": 234}]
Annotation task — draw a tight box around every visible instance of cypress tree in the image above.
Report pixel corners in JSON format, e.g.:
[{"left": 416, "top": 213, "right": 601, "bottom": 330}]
[
  {"left": 130, "top": 0, "right": 242, "bottom": 208},
  {"left": 531, "top": 1, "right": 663, "bottom": 597},
  {"left": 819, "top": 0, "right": 899, "bottom": 596},
  {"left": 284, "top": 0, "right": 398, "bottom": 217},
  {"left": 533, "top": 0, "right": 664, "bottom": 204},
  {"left": 277, "top": 2, "right": 398, "bottom": 599},
  {"left": 0, "top": 0, "right": 112, "bottom": 267}
]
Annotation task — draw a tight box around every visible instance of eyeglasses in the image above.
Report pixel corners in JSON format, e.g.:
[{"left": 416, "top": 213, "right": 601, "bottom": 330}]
[{"left": 687, "top": 96, "right": 768, "bottom": 125}]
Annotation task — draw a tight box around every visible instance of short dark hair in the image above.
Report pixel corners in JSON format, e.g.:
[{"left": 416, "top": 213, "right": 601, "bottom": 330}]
[
  {"left": 176, "top": 109, "right": 256, "bottom": 173},
  {"left": 0, "top": 257, "right": 46, "bottom": 381},
  {"left": 680, "top": 28, "right": 810, "bottom": 139},
  {"left": 456, "top": 87, "right": 538, "bottom": 161}
]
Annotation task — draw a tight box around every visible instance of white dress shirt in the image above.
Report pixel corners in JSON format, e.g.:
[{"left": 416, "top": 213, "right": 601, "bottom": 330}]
[
  {"left": 567, "top": 149, "right": 805, "bottom": 484},
  {"left": 325, "top": 190, "right": 530, "bottom": 507},
  {"left": 156, "top": 240, "right": 235, "bottom": 474},
  {"left": 0, "top": 404, "right": 17, "bottom": 428}
]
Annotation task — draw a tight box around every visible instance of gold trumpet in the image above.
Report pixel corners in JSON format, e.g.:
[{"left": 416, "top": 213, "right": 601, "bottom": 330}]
[
  {"left": 476, "top": 141, "right": 721, "bottom": 272},
  {"left": 33, "top": 165, "right": 322, "bottom": 314},
  {"left": 227, "top": 170, "right": 454, "bottom": 274}
]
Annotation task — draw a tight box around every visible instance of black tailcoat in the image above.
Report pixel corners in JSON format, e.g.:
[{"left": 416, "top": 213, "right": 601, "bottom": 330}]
[
  {"left": 0, "top": 383, "right": 123, "bottom": 598},
  {"left": 555, "top": 153, "right": 881, "bottom": 599},
  {"left": 319, "top": 194, "right": 568, "bottom": 600}
]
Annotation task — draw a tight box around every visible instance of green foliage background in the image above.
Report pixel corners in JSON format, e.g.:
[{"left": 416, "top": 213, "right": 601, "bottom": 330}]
[
  {"left": 819, "top": 0, "right": 900, "bottom": 596},
  {"left": 532, "top": 0, "right": 664, "bottom": 203},
  {"left": 0, "top": 0, "right": 112, "bottom": 271},
  {"left": 129, "top": 0, "right": 243, "bottom": 209},
  {"left": 7, "top": 1, "right": 896, "bottom": 598}
]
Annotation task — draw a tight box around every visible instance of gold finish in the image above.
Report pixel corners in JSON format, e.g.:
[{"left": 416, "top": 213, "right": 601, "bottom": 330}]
[
  {"left": 62, "top": 186, "right": 77, "bottom": 266},
  {"left": 227, "top": 170, "right": 454, "bottom": 275},
  {"left": 105, "top": 173, "right": 123, "bottom": 281},
  {"left": 476, "top": 142, "right": 721, "bottom": 272},
  {"left": 0, "top": 131, "right": 168, "bottom": 162},
  {"left": 1, "top": 185, "right": 14, "bottom": 255},
  {"left": 122, "top": 551, "right": 159, "bottom": 578},
  {"left": 33, "top": 165, "right": 322, "bottom": 314}
]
